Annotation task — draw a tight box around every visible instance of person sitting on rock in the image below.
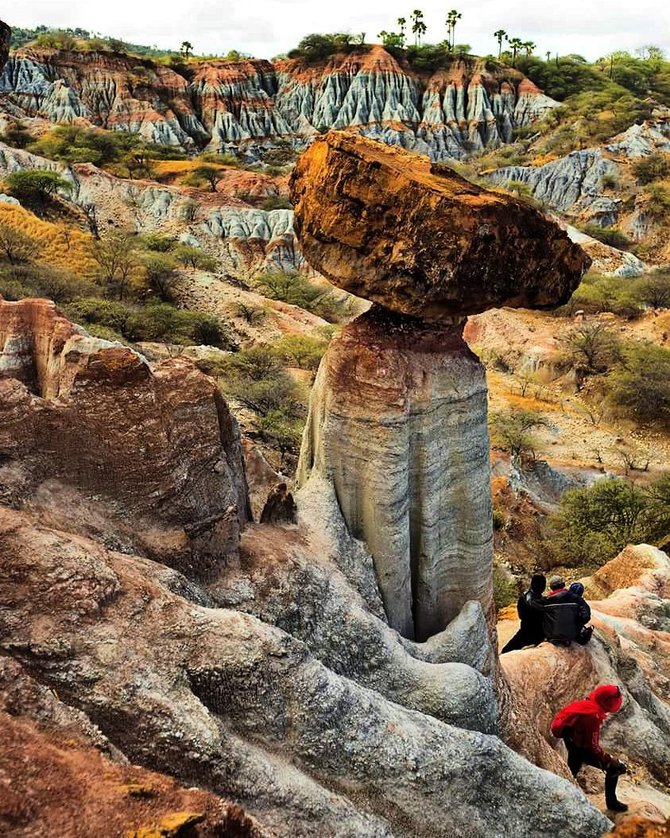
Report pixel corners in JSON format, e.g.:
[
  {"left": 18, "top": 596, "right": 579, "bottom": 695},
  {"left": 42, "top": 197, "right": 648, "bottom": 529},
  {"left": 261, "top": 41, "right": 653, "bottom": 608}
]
[
  {"left": 543, "top": 575, "right": 591, "bottom": 646},
  {"left": 501, "top": 573, "right": 547, "bottom": 653},
  {"left": 569, "top": 581, "right": 594, "bottom": 645},
  {"left": 551, "top": 684, "right": 628, "bottom": 813}
]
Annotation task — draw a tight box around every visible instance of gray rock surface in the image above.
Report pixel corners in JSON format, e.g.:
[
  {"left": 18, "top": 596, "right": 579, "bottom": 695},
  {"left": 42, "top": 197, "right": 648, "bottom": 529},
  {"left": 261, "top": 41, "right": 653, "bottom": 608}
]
[
  {"left": 0, "top": 506, "right": 612, "bottom": 838},
  {"left": 489, "top": 148, "right": 621, "bottom": 222},
  {"left": 296, "top": 310, "right": 495, "bottom": 643}
]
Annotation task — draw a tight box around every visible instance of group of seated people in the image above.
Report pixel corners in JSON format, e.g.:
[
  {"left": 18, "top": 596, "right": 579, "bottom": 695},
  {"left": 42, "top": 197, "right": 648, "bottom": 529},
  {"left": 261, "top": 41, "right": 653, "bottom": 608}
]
[{"left": 501, "top": 573, "right": 593, "bottom": 654}]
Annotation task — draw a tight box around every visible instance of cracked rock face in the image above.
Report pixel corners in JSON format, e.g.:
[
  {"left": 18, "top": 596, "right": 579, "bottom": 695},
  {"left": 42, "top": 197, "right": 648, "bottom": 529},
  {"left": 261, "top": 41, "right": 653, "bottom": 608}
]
[
  {"left": 290, "top": 131, "right": 591, "bottom": 320},
  {"left": 297, "top": 307, "right": 494, "bottom": 642}
]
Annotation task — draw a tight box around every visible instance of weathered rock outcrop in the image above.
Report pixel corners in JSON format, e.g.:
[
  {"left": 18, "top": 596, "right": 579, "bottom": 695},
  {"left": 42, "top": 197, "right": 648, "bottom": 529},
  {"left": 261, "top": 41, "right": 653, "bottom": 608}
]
[
  {"left": 290, "top": 132, "right": 590, "bottom": 320},
  {"left": 293, "top": 133, "right": 589, "bottom": 642},
  {"left": 0, "top": 46, "right": 557, "bottom": 160},
  {"left": 0, "top": 142, "right": 302, "bottom": 276},
  {"left": 0, "top": 298, "right": 249, "bottom": 574},
  {"left": 0, "top": 504, "right": 611, "bottom": 837}
]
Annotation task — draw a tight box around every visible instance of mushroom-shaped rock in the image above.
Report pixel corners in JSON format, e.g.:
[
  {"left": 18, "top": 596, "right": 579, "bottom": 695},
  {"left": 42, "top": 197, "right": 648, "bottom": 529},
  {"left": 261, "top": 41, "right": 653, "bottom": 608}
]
[{"left": 290, "top": 131, "right": 591, "bottom": 320}]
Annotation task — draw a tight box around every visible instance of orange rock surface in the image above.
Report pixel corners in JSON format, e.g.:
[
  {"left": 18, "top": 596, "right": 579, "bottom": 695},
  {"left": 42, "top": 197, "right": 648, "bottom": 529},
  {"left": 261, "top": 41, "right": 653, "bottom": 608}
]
[{"left": 290, "top": 131, "right": 590, "bottom": 319}]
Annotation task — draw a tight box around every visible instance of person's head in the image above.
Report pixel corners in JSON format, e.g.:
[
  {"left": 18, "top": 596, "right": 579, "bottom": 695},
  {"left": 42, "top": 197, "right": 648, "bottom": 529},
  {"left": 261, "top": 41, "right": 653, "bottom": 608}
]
[
  {"left": 530, "top": 573, "right": 547, "bottom": 594},
  {"left": 569, "top": 581, "right": 585, "bottom": 597},
  {"left": 549, "top": 575, "right": 566, "bottom": 591},
  {"left": 590, "top": 684, "right": 623, "bottom": 714}
]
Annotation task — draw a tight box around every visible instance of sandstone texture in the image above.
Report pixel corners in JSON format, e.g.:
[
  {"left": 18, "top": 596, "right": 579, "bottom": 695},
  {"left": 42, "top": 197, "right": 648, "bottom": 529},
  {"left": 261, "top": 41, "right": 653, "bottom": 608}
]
[
  {"left": 0, "top": 47, "right": 556, "bottom": 160},
  {"left": 297, "top": 308, "right": 494, "bottom": 641},
  {"left": 290, "top": 132, "right": 590, "bottom": 320},
  {"left": 0, "top": 504, "right": 611, "bottom": 838},
  {"left": 0, "top": 298, "right": 249, "bottom": 575}
]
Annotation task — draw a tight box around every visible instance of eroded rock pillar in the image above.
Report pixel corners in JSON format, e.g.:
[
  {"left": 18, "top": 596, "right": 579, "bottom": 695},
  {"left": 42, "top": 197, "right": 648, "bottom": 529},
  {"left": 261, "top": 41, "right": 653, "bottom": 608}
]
[{"left": 297, "top": 307, "right": 494, "bottom": 641}]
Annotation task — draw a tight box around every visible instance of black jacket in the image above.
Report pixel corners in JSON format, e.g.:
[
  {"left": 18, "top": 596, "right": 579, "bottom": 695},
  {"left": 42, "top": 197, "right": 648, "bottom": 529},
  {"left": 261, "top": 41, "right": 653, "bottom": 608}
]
[{"left": 516, "top": 590, "right": 546, "bottom": 636}]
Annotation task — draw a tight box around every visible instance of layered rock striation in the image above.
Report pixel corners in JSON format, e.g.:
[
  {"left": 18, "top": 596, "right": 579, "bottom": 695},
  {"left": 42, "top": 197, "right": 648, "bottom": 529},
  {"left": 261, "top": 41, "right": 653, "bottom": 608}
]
[
  {"left": 293, "top": 132, "right": 589, "bottom": 641},
  {"left": 0, "top": 298, "right": 249, "bottom": 574},
  {"left": 0, "top": 46, "right": 557, "bottom": 160},
  {"left": 297, "top": 309, "right": 493, "bottom": 640}
]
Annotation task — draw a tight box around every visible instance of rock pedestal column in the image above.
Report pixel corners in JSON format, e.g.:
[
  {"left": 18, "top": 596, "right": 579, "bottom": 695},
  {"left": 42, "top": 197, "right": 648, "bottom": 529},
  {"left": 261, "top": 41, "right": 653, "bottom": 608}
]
[{"left": 298, "top": 307, "right": 494, "bottom": 641}]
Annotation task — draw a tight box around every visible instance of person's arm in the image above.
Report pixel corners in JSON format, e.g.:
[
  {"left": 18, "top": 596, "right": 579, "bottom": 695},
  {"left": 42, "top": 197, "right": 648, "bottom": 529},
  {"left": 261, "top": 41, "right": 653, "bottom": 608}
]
[
  {"left": 579, "top": 597, "right": 591, "bottom": 623},
  {"left": 525, "top": 591, "right": 545, "bottom": 612}
]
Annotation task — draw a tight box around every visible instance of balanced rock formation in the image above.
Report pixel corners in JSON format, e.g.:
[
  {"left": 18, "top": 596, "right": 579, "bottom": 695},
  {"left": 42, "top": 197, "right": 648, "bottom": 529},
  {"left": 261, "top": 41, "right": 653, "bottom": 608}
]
[
  {"left": 0, "top": 298, "right": 249, "bottom": 575},
  {"left": 294, "top": 133, "right": 589, "bottom": 641},
  {"left": 290, "top": 131, "right": 590, "bottom": 320}
]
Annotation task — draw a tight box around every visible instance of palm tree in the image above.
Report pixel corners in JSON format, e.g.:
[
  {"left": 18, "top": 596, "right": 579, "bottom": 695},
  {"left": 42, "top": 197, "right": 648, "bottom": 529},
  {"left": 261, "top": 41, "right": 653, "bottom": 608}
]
[
  {"left": 180, "top": 40, "right": 193, "bottom": 59},
  {"left": 522, "top": 40, "right": 536, "bottom": 56},
  {"left": 446, "top": 10, "right": 462, "bottom": 51},
  {"left": 494, "top": 29, "right": 506, "bottom": 59},
  {"left": 545, "top": 50, "right": 551, "bottom": 63},
  {"left": 507, "top": 37, "right": 524, "bottom": 66},
  {"left": 397, "top": 17, "right": 407, "bottom": 47},
  {"left": 411, "top": 10, "right": 426, "bottom": 47}
]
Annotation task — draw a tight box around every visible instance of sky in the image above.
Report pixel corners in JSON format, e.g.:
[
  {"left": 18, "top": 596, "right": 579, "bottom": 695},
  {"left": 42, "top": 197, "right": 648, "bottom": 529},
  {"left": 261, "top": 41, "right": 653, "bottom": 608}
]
[{"left": 4, "top": 0, "right": 670, "bottom": 62}]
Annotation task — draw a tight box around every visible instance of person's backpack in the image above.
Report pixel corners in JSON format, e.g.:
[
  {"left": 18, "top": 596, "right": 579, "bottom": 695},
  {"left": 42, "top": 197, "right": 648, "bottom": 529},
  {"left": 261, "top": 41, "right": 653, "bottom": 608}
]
[{"left": 543, "top": 602, "right": 579, "bottom": 645}]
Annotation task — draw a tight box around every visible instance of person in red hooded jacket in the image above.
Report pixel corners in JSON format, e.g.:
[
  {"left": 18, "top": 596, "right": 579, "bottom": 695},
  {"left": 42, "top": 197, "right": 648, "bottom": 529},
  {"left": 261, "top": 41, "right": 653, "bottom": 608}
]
[{"left": 551, "top": 684, "right": 628, "bottom": 812}]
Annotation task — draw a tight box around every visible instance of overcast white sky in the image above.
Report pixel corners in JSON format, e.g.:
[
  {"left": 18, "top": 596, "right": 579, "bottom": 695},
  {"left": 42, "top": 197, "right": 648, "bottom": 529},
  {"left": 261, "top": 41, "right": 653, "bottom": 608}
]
[{"left": 4, "top": 0, "right": 669, "bottom": 62}]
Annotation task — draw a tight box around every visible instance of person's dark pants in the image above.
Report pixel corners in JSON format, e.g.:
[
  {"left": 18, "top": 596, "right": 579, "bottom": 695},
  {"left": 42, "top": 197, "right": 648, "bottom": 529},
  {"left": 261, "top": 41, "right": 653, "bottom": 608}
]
[
  {"left": 501, "top": 626, "right": 543, "bottom": 654},
  {"left": 565, "top": 739, "right": 622, "bottom": 807}
]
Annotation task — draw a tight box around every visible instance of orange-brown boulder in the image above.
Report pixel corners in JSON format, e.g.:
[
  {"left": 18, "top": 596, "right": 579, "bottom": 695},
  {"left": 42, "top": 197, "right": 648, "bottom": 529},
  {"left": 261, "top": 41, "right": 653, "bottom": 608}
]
[{"left": 290, "top": 131, "right": 591, "bottom": 320}]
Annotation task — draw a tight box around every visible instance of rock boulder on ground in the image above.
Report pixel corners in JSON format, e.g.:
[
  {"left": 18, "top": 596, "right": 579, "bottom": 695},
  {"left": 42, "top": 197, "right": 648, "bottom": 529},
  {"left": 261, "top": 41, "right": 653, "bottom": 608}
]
[
  {"left": 0, "top": 298, "right": 249, "bottom": 575},
  {"left": 290, "top": 131, "right": 590, "bottom": 320}
]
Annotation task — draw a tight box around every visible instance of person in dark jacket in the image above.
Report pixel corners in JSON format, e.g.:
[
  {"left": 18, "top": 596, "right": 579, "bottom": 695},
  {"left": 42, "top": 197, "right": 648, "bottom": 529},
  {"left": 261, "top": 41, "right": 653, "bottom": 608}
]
[
  {"left": 501, "top": 573, "right": 547, "bottom": 653},
  {"left": 544, "top": 575, "right": 592, "bottom": 645},
  {"left": 569, "top": 581, "right": 594, "bottom": 644},
  {"left": 551, "top": 684, "right": 628, "bottom": 812}
]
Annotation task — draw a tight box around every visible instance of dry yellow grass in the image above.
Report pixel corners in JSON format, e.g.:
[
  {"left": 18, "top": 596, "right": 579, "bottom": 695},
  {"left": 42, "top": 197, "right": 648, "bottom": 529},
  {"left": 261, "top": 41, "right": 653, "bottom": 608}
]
[{"left": 0, "top": 203, "right": 96, "bottom": 276}]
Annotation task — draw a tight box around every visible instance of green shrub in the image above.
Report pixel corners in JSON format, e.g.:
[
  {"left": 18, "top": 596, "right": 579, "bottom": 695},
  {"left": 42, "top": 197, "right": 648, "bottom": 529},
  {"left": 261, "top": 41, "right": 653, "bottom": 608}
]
[
  {"left": 254, "top": 271, "right": 346, "bottom": 322},
  {"left": 142, "top": 253, "right": 179, "bottom": 302},
  {"left": 633, "top": 153, "right": 670, "bottom": 185},
  {"left": 490, "top": 410, "right": 547, "bottom": 461},
  {"left": 66, "top": 297, "right": 131, "bottom": 332},
  {"left": 558, "top": 273, "right": 643, "bottom": 318},
  {"left": 560, "top": 322, "right": 622, "bottom": 379},
  {"left": 580, "top": 223, "right": 632, "bottom": 250},
  {"left": 550, "top": 479, "right": 648, "bottom": 567},
  {"left": 6, "top": 170, "right": 73, "bottom": 203},
  {"left": 644, "top": 183, "right": 670, "bottom": 218},
  {"left": 272, "top": 333, "right": 331, "bottom": 370},
  {"left": 607, "top": 343, "right": 670, "bottom": 424}
]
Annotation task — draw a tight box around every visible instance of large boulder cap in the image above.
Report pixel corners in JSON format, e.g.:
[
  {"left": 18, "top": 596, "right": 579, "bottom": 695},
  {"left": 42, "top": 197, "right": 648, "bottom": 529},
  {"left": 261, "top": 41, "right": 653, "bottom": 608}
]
[{"left": 290, "top": 131, "right": 591, "bottom": 321}]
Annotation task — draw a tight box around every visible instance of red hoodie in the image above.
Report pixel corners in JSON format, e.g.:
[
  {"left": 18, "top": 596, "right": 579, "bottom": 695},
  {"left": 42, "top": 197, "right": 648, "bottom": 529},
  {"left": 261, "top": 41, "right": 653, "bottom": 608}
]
[{"left": 551, "top": 685, "right": 623, "bottom": 761}]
